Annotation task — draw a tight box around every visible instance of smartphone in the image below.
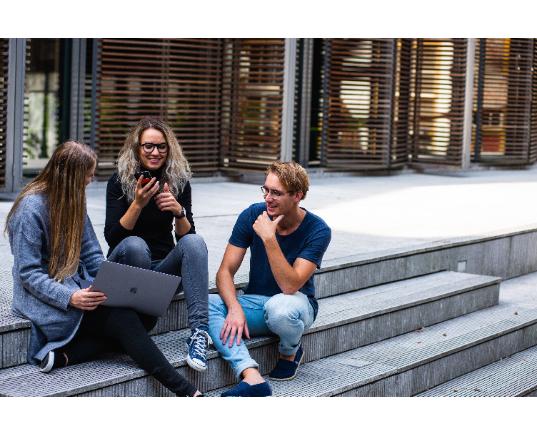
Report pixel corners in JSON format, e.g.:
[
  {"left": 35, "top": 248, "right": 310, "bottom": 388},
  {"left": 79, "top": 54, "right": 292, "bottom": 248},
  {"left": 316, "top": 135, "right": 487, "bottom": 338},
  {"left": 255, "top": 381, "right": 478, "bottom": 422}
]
[{"left": 134, "top": 170, "right": 153, "bottom": 186}]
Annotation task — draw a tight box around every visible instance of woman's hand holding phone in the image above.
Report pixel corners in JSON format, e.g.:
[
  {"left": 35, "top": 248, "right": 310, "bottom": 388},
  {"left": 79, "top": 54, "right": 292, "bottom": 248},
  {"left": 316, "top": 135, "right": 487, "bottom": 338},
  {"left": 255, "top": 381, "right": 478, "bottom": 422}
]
[
  {"left": 134, "top": 175, "right": 159, "bottom": 208},
  {"left": 69, "top": 286, "right": 107, "bottom": 311}
]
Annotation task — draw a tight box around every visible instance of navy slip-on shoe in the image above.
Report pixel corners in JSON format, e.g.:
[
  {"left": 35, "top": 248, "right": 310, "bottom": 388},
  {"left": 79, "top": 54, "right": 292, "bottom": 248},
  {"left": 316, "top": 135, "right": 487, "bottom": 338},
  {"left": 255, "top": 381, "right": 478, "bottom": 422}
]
[
  {"left": 221, "top": 381, "right": 272, "bottom": 397},
  {"left": 269, "top": 345, "right": 304, "bottom": 381}
]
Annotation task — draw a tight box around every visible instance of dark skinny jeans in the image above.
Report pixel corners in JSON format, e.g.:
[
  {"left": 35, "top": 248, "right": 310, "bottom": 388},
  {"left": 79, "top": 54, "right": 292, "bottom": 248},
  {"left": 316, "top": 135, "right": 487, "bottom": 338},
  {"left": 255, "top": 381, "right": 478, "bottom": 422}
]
[{"left": 59, "top": 305, "right": 197, "bottom": 396}]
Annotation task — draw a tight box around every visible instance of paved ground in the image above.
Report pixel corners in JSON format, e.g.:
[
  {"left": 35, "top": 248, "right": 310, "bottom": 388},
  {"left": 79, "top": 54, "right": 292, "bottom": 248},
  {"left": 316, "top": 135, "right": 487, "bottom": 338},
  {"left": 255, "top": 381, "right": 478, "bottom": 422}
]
[{"left": 2, "top": 167, "right": 537, "bottom": 292}]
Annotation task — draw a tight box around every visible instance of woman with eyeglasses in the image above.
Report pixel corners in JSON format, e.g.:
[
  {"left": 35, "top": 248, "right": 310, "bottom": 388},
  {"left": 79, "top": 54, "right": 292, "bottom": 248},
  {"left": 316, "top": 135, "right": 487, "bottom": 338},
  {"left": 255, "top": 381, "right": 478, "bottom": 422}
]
[
  {"left": 105, "top": 118, "right": 211, "bottom": 372},
  {"left": 7, "top": 141, "right": 202, "bottom": 396}
]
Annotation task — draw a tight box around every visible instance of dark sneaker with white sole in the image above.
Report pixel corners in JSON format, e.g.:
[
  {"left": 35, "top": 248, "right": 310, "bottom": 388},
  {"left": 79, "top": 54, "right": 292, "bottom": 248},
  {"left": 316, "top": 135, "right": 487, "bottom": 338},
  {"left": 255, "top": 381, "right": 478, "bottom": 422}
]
[
  {"left": 269, "top": 345, "right": 304, "bottom": 381},
  {"left": 186, "top": 328, "right": 212, "bottom": 372}
]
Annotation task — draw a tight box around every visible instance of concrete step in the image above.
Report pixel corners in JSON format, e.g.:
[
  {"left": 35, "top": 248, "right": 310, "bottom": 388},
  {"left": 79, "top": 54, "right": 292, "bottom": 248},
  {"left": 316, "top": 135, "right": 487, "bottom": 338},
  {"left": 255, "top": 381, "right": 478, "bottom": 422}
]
[
  {"left": 2, "top": 223, "right": 534, "bottom": 369},
  {"left": 0, "top": 274, "right": 243, "bottom": 369},
  {"left": 417, "top": 345, "right": 537, "bottom": 397},
  {"left": 207, "top": 304, "right": 537, "bottom": 396},
  {"left": 0, "top": 271, "right": 499, "bottom": 396},
  {"left": 0, "top": 233, "right": 499, "bottom": 370}
]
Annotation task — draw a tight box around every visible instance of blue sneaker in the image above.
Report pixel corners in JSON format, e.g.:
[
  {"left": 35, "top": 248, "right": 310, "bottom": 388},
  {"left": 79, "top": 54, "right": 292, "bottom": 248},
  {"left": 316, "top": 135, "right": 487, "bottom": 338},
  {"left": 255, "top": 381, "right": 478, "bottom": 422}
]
[
  {"left": 269, "top": 345, "right": 304, "bottom": 381},
  {"left": 186, "top": 328, "right": 212, "bottom": 372},
  {"left": 221, "top": 381, "right": 272, "bottom": 397}
]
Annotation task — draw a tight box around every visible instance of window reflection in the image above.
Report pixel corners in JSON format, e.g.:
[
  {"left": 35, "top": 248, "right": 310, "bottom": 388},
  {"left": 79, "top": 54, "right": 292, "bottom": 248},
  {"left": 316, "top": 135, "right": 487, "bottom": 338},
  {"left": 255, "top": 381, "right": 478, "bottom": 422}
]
[{"left": 23, "top": 39, "right": 61, "bottom": 176}]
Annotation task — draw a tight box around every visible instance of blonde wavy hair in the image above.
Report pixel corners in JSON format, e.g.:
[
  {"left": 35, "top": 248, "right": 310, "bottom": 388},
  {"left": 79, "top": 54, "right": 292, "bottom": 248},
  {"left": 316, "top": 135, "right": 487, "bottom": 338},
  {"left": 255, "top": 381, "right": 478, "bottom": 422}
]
[
  {"left": 117, "top": 118, "right": 191, "bottom": 201},
  {"left": 6, "top": 141, "right": 96, "bottom": 282}
]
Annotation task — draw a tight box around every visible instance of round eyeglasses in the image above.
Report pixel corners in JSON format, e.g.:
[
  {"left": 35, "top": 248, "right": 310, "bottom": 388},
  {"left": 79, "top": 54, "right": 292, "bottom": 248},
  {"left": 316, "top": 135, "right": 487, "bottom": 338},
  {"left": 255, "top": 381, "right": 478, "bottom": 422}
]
[
  {"left": 140, "top": 142, "right": 168, "bottom": 154},
  {"left": 260, "top": 186, "right": 290, "bottom": 198}
]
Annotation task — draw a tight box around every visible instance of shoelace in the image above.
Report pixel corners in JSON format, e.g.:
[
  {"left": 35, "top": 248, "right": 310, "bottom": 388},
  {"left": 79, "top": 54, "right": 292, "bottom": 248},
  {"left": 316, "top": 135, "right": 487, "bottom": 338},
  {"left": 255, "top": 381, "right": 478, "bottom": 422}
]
[{"left": 190, "top": 329, "right": 212, "bottom": 357}]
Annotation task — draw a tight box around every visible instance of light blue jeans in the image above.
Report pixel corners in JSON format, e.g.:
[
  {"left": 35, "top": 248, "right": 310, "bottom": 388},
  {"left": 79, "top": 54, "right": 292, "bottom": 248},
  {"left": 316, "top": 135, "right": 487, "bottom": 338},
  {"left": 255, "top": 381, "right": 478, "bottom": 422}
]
[{"left": 208, "top": 292, "right": 315, "bottom": 378}]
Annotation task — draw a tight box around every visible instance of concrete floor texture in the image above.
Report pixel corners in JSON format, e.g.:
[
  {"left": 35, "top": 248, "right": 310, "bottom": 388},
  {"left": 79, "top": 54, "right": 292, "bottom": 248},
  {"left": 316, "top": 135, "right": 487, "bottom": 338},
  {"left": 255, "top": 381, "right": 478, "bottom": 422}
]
[{"left": 2, "top": 167, "right": 537, "bottom": 280}]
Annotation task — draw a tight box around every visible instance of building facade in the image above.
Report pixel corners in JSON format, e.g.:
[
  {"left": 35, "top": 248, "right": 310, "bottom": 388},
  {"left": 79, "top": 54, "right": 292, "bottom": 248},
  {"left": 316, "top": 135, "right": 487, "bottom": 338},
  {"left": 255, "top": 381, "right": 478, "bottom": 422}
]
[{"left": 1, "top": 38, "right": 536, "bottom": 192}]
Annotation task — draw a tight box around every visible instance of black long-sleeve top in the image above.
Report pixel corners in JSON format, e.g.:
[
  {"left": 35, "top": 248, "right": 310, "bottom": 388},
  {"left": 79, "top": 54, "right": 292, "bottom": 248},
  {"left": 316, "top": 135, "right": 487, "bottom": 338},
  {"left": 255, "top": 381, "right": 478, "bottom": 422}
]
[{"left": 104, "top": 172, "right": 196, "bottom": 261}]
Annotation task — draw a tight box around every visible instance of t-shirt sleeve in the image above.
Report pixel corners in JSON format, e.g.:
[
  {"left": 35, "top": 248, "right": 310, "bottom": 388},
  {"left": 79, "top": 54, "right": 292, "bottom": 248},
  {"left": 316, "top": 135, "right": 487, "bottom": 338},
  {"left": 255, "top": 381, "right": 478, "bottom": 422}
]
[
  {"left": 229, "top": 207, "right": 254, "bottom": 249},
  {"left": 297, "top": 224, "right": 331, "bottom": 269}
]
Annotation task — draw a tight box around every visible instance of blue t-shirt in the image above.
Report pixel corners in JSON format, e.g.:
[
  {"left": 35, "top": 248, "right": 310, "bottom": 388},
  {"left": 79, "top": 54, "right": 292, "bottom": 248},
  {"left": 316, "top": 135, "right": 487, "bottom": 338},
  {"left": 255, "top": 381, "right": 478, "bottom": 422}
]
[{"left": 229, "top": 202, "right": 331, "bottom": 318}]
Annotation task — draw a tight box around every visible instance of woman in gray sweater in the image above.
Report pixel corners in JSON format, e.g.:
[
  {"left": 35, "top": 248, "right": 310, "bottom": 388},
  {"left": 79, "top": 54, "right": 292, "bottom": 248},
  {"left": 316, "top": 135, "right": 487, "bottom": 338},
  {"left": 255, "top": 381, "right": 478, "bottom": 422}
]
[{"left": 6, "top": 141, "right": 202, "bottom": 396}]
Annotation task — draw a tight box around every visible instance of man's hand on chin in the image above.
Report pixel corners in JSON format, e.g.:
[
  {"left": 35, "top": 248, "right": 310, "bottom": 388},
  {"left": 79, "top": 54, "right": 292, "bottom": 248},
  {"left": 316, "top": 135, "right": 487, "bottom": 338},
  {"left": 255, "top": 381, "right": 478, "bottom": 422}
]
[{"left": 253, "top": 211, "right": 283, "bottom": 242}]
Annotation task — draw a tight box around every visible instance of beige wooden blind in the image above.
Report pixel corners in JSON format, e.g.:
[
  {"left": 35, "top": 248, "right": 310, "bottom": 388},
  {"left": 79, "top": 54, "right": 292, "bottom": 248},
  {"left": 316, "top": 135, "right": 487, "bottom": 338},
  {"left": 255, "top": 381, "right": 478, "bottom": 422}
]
[
  {"left": 95, "top": 38, "right": 224, "bottom": 177},
  {"left": 411, "top": 39, "right": 468, "bottom": 166},
  {"left": 473, "top": 39, "right": 534, "bottom": 164},
  {"left": 392, "top": 38, "right": 413, "bottom": 166},
  {"left": 0, "top": 39, "right": 8, "bottom": 188},
  {"left": 220, "top": 38, "right": 285, "bottom": 171},
  {"left": 320, "top": 39, "right": 399, "bottom": 169},
  {"left": 531, "top": 41, "right": 537, "bottom": 163}
]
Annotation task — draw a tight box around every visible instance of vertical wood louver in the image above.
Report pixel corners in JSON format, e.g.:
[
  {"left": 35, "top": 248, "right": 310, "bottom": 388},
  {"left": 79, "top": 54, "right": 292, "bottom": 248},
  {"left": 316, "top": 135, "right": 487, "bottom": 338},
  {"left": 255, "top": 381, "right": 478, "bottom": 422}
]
[
  {"left": 411, "top": 39, "right": 468, "bottom": 166},
  {"left": 220, "top": 39, "right": 285, "bottom": 171},
  {"left": 95, "top": 38, "right": 224, "bottom": 177},
  {"left": 0, "top": 39, "right": 8, "bottom": 188},
  {"left": 392, "top": 38, "right": 413, "bottom": 166},
  {"left": 531, "top": 41, "right": 537, "bottom": 163},
  {"left": 320, "top": 39, "right": 399, "bottom": 169},
  {"left": 22, "top": 39, "right": 31, "bottom": 171},
  {"left": 83, "top": 40, "right": 96, "bottom": 150},
  {"left": 473, "top": 38, "right": 534, "bottom": 164}
]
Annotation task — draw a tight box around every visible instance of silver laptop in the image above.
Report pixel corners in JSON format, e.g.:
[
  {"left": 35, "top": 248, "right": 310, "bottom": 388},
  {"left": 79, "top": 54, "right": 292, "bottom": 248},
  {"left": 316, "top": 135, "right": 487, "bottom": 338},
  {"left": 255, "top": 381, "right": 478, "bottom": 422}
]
[{"left": 91, "top": 261, "right": 181, "bottom": 317}]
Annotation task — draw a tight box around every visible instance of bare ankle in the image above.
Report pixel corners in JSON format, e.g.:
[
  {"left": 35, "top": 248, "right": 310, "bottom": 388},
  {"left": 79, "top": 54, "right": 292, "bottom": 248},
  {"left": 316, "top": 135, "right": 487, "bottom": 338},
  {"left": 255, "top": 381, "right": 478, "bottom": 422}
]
[
  {"left": 241, "top": 368, "right": 265, "bottom": 385},
  {"left": 279, "top": 353, "right": 295, "bottom": 362}
]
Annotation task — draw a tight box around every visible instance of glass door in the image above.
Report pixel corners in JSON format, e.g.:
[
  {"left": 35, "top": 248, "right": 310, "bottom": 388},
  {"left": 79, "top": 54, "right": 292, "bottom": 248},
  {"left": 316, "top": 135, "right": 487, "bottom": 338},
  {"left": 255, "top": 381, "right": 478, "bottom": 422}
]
[{"left": 23, "top": 39, "right": 70, "bottom": 177}]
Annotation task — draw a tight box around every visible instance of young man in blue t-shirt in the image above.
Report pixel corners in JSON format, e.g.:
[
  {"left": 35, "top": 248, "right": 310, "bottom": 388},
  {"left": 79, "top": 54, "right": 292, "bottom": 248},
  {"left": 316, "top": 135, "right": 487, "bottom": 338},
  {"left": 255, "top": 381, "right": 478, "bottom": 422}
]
[{"left": 208, "top": 161, "right": 331, "bottom": 397}]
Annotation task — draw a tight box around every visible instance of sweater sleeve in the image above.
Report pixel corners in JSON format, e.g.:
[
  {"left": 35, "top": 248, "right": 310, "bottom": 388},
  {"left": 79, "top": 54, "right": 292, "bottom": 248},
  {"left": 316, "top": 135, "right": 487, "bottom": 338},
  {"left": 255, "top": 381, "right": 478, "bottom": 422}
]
[
  {"left": 104, "top": 173, "right": 134, "bottom": 248},
  {"left": 175, "top": 181, "right": 196, "bottom": 242},
  {"left": 11, "top": 200, "right": 76, "bottom": 311}
]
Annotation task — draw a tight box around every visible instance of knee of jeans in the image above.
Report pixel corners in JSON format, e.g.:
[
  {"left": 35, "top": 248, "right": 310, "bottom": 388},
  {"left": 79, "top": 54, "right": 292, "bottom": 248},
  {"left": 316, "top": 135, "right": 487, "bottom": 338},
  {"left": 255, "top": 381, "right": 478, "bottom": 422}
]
[
  {"left": 264, "top": 294, "right": 300, "bottom": 326},
  {"left": 177, "top": 233, "right": 207, "bottom": 256},
  {"left": 122, "top": 236, "right": 151, "bottom": 268},
  {"left": 208, "top": 293, "right": 227, "bottom": 317}
]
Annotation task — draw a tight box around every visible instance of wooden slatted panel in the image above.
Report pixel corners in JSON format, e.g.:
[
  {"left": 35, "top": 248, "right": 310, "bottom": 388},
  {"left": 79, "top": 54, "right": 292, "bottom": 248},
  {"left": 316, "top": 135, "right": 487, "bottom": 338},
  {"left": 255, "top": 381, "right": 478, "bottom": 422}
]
[
  {"left": 321, "top": 39, "right": 397, "bottom": 169},
  {"left": 220, "top": 39, "right": 285, "bottom": 170},
  {"left": 0, "top": 39, "right": 8, "bottom": 188},
  {"left": 531, "top": 41, "right": 537, "bottom": 163},
  {"left": 22, "top": 38, "right": 31, "bottom": 171},
  {"left": 473, "top": 38, "right": 534, "bottom": 164},
  {"left": 505, "top": 39, "right": 534, "bottom": 162},
  {"left": 391, "top": 38, "right": 413, "bottom": 165},
  {"left": 83, "top": 40, "right": 96, "bottom": 149},
  {"left": 96, "top": 38, "right": 223, "bottom": 176},
  {"left": 411, "top": 39, "right": 467, "bottom": 166}
]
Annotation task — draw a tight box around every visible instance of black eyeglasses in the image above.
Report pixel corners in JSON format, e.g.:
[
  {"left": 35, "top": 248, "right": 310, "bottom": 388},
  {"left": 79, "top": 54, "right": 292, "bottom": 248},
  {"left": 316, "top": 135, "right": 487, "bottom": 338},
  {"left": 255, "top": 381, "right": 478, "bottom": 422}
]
[
  {"left": 140, "top": 142, "right": 168, "bottom": 154},
  {"left": 260, "top": 186, "right": 290, "bottom": 198}
]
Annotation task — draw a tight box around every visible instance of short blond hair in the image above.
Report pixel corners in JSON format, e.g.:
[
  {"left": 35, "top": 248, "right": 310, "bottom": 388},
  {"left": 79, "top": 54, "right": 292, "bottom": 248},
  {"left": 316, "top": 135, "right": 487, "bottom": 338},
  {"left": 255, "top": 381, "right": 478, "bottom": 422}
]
[{"left": 266, "top": 161, "right": 309, "bottom": 199}]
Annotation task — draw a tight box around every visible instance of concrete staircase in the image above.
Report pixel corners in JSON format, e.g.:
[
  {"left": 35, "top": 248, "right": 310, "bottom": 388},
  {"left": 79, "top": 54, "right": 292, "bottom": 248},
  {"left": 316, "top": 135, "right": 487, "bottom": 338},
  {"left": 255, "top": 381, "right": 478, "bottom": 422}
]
[
  {"left": 417, "top": 345, "right": 537, "bottom": 397},
  {"left": 1, "top": 228, "right": 537, "bottom": 396}
]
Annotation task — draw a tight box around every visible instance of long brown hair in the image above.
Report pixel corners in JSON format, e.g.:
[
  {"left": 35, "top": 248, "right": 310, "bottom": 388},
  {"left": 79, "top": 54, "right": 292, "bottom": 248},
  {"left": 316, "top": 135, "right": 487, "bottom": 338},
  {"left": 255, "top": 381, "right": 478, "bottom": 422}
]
[
  {"left": 117, "top": 117, "right": 191, "bottom": 202},
  {"left": 6, "top": 141, "right": 97, "bottom": 281}
]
